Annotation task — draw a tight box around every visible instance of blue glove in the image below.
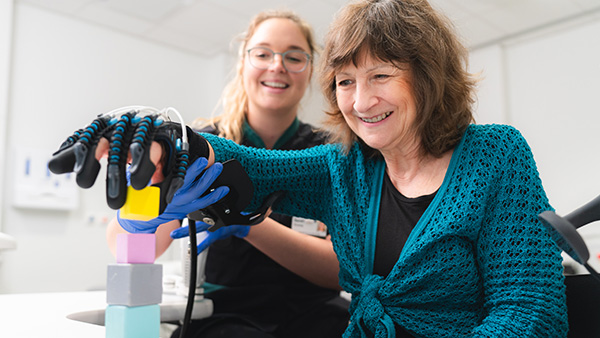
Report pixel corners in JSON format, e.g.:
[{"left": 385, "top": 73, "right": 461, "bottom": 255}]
[
  {"left": 170, "top": 221, "right": 250, "bottom": 255},
  {"left": 117, "top": 157, "right": 229, "bottom": 233}
]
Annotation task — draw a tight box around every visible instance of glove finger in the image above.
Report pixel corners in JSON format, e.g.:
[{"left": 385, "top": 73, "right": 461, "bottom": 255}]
[
  {"left": 180, "top": 157, "right": 208, "bottom": 189},
  {"left": 173, "top": 162, "right": 222, "bottom": 203},
  {"left": 117, "top": 210, "right": 160, "bottom": 234},
  {"left": 234, "top": 225, "right": 251, "bottom": 238},
  {"left": 170, "top": 221, "right": 213, "bottom": 239},
  {"left": 186, "top": 186, "right": 229, "bottom": 211},
  {"left": 169, "top": 226, "right": 189, "bottom": 239},
  {"left": 196, "top": 234, "right": 219, "bottom": 254},
  {"left": 189, "top": 162, "right": 224, "bottom": 196}
]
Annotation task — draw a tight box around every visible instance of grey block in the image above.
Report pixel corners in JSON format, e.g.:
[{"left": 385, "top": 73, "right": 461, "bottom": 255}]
[{"left": 106, "top": 263, "right": 162, "bottom": 306}]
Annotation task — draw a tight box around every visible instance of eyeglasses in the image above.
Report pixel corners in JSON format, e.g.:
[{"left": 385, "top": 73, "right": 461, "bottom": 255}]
[{"left": 247, "top": 47, "right": 311, "bottom": 73}]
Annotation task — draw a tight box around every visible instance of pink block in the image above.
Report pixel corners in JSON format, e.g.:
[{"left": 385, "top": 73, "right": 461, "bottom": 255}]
[{"left": 116, "top": 233, "right": 156, "bottom": 264}]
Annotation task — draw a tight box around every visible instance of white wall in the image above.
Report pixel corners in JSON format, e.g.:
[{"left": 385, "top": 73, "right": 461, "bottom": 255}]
[
  {"left": 0, "top": 3, "right": 230, "bottom": 293},
  {"left": 469, "top": 45, "right": 507, "bottom": 125},
  {"left": 0, "top": 0, "right": 14, "bottom": 230}
]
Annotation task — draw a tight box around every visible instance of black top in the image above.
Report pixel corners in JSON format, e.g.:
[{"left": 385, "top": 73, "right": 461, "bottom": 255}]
[
  {"left": 374, "top": 172, "right": 437, "bottom": 276},
  {"left": 197, "top": 119, "right": 342, "bottom": 327}
]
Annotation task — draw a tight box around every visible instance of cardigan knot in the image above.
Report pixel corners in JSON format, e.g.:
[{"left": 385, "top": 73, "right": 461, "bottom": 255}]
[{"left": 356, "top": 274, "right": 386, "bottom": 330}]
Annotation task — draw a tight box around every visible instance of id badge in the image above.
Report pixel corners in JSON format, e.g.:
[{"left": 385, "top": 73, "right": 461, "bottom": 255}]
[{"left": 291, "top": 217, "right": 327, "bottom": 238}]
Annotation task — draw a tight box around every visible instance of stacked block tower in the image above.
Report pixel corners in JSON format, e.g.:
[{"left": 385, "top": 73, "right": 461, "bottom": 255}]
[{"left": 105, "top": 233, "right": 162, "bottom": 338}]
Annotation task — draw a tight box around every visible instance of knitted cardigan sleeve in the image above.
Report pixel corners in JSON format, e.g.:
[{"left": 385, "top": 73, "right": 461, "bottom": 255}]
[
  {"left": 470, "top": 125, "right": 568, "bottom": 337},
  {"left": 200, "top": 132, "right": 339, "bottom": 221}
]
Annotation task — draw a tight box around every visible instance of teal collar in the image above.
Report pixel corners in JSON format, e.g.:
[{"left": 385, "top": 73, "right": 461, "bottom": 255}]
[
  {"left": 365, "top": 158, "right": 386, "bottom": 274},
  {"left": 242, "top": 118, "right": 300, "bottom": 149}
]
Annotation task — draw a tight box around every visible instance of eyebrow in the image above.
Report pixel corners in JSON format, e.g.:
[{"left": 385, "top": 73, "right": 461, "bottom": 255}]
[
  {"left": 365, "top": 64, "right": 396, "bottom": 72},
  {"left": 252, "top": 43, "right": 308, "bottom": 52},
  {"left": 336, "top": 64, "right": 396, "bottom": 77}
]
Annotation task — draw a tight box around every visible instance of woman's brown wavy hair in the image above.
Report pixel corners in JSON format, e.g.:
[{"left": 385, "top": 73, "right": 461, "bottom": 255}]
[{"left": 319, "top": 0, "right": 476, "bottom": 157}]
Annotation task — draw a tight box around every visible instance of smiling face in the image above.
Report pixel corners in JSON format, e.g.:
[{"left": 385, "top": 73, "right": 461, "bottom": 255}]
[
  {"left": 242, "top": 18, "right": 312, "bottom": 118},
  {"left": 335, "top": 54, "right": 419, "bottom": 156}
]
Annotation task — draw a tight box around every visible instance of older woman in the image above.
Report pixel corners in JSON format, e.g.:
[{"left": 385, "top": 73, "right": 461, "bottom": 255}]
[{"left": 193, "top": 0, "right": 568, "bottom": 337}]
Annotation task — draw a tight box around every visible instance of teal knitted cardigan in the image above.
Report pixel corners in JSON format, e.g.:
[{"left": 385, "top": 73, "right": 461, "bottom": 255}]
[{"left": 202, "top": 124, "right": 568, "bottom": 338}]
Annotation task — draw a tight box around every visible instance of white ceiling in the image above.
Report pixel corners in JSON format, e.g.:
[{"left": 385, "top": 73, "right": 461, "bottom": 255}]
[{"left": 16, "top": 0, "right": 600, "bottom": 57}]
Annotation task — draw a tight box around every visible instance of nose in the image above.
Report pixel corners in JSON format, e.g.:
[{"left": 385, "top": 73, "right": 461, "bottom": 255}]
[
  {"left": 352, "top": 82, "right": 378, "bottom": 114},
  {"left": 268, "top": 54, "right": 286, "bottom": 73}
]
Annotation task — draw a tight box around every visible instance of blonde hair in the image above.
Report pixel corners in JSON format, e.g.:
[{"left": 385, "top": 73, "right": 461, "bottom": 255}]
[
  {"left": 319, "top": 0, "right": 476, "bottom": 156},
  {"left": 193, "top": 9, "right": 318, "bottom": 143}
]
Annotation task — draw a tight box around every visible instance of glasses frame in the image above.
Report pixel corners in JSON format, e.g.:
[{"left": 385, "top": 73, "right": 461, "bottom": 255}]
[{"left": 246, "top": 47, "right": 311, "bottom": 73}]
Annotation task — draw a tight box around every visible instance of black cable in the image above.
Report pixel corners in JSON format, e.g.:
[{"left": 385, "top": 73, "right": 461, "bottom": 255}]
[
  {"left": 179, "top": 218, "right": 197, "bottom": 338},
  {"left": 584, "top": 263, "right": 600, "bottom": 284}
]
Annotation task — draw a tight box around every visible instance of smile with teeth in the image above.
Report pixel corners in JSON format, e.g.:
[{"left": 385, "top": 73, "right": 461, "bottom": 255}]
[
  {"left": 262, "top": 81, "right": 289, "bottom": 89},
  {"left": 360, "top": 111, "right": 392, "bottom": 123}
]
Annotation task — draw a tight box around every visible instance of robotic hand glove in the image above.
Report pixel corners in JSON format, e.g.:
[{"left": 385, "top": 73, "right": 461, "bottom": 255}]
[
  {"left": 47, "top": 108, "right": 211, "bottom": 216},
  {"left": 48, "top": 106, "right": 285, "bottom": 238},
  {"left": 117, "top": 158, "right": 229, "bottom": 234},
  {"left": 170, "top": 221, "right": 250, "bottom": 255}
]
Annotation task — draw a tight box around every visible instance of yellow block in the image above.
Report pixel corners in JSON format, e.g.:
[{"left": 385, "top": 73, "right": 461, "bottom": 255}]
[{"left": 120, "top": 186, "right": 160, "bottom": 221}]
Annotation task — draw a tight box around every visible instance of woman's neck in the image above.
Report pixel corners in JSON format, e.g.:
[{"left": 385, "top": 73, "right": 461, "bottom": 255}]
[
  {"left": 383, "top": 148, "right": 453, "bottom": 198},
  {"left": 246, "top": 108, "right": 297, "bottom": 149}
]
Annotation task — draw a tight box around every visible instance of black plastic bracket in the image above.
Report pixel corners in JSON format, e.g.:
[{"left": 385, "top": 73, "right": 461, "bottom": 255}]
[{"left": 187, "top": 159, "right": 285, "bottom": 231}]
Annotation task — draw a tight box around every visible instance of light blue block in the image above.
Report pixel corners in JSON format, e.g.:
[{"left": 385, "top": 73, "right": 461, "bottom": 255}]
[{"left": 105, "top": 304, "right": 160, "bottom": 338}]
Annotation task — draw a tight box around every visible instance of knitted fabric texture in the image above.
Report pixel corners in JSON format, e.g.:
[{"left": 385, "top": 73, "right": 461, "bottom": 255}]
[{"left": 202, "top": 124, "right": 568, "bottom": 338}]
